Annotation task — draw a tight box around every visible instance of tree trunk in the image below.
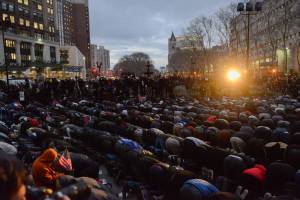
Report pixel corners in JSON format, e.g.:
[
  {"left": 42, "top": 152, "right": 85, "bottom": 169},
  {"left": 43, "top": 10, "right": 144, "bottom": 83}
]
[
  {"left": 297, "top": 46, "right": 300, "bottom": 74},
  {"left": 284, "top": 47, "right": 288, "bottom": 74}
]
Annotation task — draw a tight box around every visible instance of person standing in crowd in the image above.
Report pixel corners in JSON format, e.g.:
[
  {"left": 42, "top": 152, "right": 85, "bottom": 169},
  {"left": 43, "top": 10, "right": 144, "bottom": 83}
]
[
  {"left": 0, "top": 154, "right": 27, "bottom": 200},
  {"left": 32, "top": 148, "right": 63, "bottom": 189}
]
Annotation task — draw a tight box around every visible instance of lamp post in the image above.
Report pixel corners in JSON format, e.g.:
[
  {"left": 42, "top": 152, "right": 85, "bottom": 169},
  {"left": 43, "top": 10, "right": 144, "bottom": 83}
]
[
  {"left": 144, "top": 61, "right": 153, "bottom": 79},
  {"left": 237, "top": 1, "right": 262, "bottom": 74},
  {"left": 1, "top": 17, "right": 11, "bottom": 90},
  {"left": 96, "top": 61, "right": 102, "bottom": 78}
]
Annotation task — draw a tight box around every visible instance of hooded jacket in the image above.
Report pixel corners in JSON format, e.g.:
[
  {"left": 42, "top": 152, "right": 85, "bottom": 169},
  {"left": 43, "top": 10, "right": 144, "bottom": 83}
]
[{"left": 32, "top": 148, "right": 62, "bottom": 189}]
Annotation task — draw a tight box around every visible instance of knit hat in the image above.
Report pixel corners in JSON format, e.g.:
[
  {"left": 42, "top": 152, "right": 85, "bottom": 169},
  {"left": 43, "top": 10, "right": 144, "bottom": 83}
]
[
  {"left": 224, "top": 155, "right": 247, "bottom": 180},
  {"left": 230, "top": 137, "right": 246, "bottom": 153},
  {"left": 180, "top": 179, "right": 219, "bottom": 200},
  {"left": 241, "top": 164, "right": 266, "bottom": 192}
]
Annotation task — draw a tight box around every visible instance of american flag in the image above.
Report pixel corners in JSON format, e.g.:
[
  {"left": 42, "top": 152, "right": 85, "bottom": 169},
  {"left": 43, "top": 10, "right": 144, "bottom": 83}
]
[{"left": 58, "top": 149, "right": 73, "bottom": 171}]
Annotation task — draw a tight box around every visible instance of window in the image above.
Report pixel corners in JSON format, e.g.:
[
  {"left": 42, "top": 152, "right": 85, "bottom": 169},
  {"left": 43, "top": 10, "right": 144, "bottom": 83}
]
[
  {"left": 25, "top": 20, "right": 30, "bottom": 27},
  {"left": 47, "top": 8, "right": 53, "bottom": 14},
  {"left": 2, "top": 13, "right": 8, "bottom": 21},
  {"left": 19, "top": 18, "right": 24, "bottom": 25},
  {"left": 34, "top": 22, "right": 38, "bottom": 29},
  {"left": 47, "top": 0, "right": 53, "bottom": 5},
  {"left": 18, "top": 0, "right": 28, "bottom": 6},
  {"left": 10, "top": 53, "right": 16, "bottom": 60},
  {"left": 5, "top": 39, "right": 15, "bottom": 48},
  {"left": 37, "top": 4, "right": 42, "bottom": 11},
  {"left": 39, "top": 23, "right": 43, "bottom": 30},
  {"left": 2, "top": 2, "right": 7, "bottom": 10},
  {"left": 8, "top": 4, "right": 14, "bottom": 12},
  {"left": 9, "top": 16, "right": 15, "bottom": 23}
]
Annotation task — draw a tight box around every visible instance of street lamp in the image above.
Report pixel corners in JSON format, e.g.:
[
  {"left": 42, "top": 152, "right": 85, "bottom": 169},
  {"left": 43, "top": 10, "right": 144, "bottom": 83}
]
[
  {"left": 227, "top": 70, "right": 241, "bottom": 82},
  {"left": 237, "top": 1, "right": 262, "bottom": 74},
  {"left": 144, "top": 61, "right": 153, "bottom": 79},
  {"left": 1, "top": 17, "right": 11, "bottom": 90},
  {"left": 96, "top": 61, "right": 102, "bottom": 78}
]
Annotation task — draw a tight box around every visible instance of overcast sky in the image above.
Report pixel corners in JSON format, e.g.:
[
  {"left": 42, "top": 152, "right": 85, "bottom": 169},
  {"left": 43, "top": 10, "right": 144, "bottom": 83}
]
[{"left": 89, "top": 0, "right": 236, "bottom": 69}]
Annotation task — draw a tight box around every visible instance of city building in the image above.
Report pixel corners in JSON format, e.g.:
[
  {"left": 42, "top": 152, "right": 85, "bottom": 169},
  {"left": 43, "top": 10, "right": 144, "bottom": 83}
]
[
  {"left": 56, "top": 0, "right": 91, "bottom": 69},
  {"left": 90, "top": 44, "right": 110, "bottom": 71},
  {"left": 70, "top": 0, "right": 90, "bottom": 69},
  {"left": 167, "top": 32, "right": 203, "bottom": 72},
  {"left": 230, "top": 0, "right": 300, "bottom": 74},
  {"left": 0, "top": 0, "right": 61, "bottom": 78},
  {"left": 60, "top": 45, "right": 86, "bottom": 79}
]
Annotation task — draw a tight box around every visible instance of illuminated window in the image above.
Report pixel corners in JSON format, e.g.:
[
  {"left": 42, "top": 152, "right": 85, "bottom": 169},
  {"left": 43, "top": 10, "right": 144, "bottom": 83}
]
[
  {"left": 47, "top": 8, "right": 53, "bottom": 14},
  {"left": 39, "top": 23, "right": 43, "bottom": 30},
  {"left": 37, "top": 4, "right": 42, "bottom": 10},
  {"left": 10, "top": 53, "right": 16, "bottom": 60},
  {"left": 47, "top": 0, "right": 53, "bottom": 5},
  {"left": 24, "top": 0, "right": 28, "bottom": 5},
  {"left": 18, "top": 0, "right": 22, "bottom": 3},
  {"left": 5, "top": 39, "right": 15, "bottom": 48},
  {"left": 2, "top": 13, "right": 8, "bottom": 21},
  {"left": 25, "top": 20, "right": 30, "bottom": 27},
  {"left": 19, "top": 18, "right": 24, "bottom": 25},
  {"left": 34, "top": 22, "right": 38, "bottom": 29},
  {"left": 9, "top": 16, "right": 15, "bottom": 23}
]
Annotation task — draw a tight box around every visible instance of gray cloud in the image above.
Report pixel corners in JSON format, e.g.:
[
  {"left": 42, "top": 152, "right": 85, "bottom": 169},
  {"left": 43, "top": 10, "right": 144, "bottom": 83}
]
[{"left": 89, "top": 0, "right": 236, "bottom": 68}]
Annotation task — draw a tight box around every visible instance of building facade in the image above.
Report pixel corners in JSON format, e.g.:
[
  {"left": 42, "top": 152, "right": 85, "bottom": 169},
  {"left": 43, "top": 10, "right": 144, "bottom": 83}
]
[
  {"left": 90, "top": 44, "right": 110, "bottom": 71},
  {"left": 70, "top": 0, "right": 90, "bottom": 69},
  {"left": 0, "top": 0, "right": 61, "bottom": 75},
  {"left": 60, "top": 45, "right": 86, "bottom": 79},
  {"left": 230, "top": 0, "right": 300, "bottom": 74},
  {"left": 56, "top": 0, "right": 90, "bottom": 69},
  {"left": 167, "top": 32, "right": 203, "bottom": 72}
]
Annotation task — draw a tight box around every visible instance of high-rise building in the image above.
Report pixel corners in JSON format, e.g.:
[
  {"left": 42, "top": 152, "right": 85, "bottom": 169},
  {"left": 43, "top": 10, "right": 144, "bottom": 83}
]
[
  {"left": 230, "top": 0, "right": 300, "bottom": 74},
  {"left": 56, "top": 0, "right": 90, "bottom": 69},
  {"left": 90, "top": 44, "right": 110, "bottom": 71},
  {"left": 0, "top": 0, "right": 61, "bottom": 72},
  {"left": 70, "top": 0, "right": 90, "bottom": 69}
]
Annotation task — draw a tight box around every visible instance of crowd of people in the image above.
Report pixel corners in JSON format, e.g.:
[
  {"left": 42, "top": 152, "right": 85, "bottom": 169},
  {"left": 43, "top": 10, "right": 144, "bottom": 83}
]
[{"left": 1, "top": 75, "right": 300, "bottom": 199}]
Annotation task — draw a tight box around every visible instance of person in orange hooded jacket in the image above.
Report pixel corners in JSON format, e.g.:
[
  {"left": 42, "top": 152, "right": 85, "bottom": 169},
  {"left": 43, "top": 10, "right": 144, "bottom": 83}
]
[{"left": 32, "top": 148, "right": 63, "bottom": 189}]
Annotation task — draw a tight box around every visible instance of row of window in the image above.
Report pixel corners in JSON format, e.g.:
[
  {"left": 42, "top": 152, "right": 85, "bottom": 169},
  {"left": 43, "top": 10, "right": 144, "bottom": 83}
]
[
  {"left": 47, "top": 7, "right": 54, "bottom": 14},
  {"left": 19, "top": 18, "right": 30, "bottom": 27},
  {"left": 49, "top": 26, "right": 55, "bottom": 33},
  {"left": 4, "top": 39, "right": 57, "bottom": 61},
  {"left": 2, "top": 13, "right": 15, "bottom": 23},
  {"left": 2, "top": 14, "right": 56, "bottom": 32},
  {"left": 33, "top": 22, "right": 44, "bottom": 30},
  {"left": 17, "top": 0, "right": 29, "bottom": 6},
  {"left": 47, "top": 0, "right": 53, "bottom": 5},
  {"left": 1, "top": 2, "right": 14, "bottom": 12}
]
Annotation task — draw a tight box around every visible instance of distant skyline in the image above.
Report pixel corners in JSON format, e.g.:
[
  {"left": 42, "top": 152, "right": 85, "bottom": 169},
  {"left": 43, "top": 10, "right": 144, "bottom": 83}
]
[{"left": 89, "top": 0, "right": 236, "bottom": 68}]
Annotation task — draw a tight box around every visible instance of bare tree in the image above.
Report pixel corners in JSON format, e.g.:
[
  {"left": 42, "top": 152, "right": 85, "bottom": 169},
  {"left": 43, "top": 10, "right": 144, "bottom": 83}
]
[
  {"left": 277, "top": 0, "right": 294, "bottom": 73},
  {"left": 215, "top": 3, "right": 238, "bottom": 49},
  {"left": 185, "top": 15, "right": 214, "bottom": 75},
  {"left": 265, "top": 7, "right": 279, "bottom": 65}
]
